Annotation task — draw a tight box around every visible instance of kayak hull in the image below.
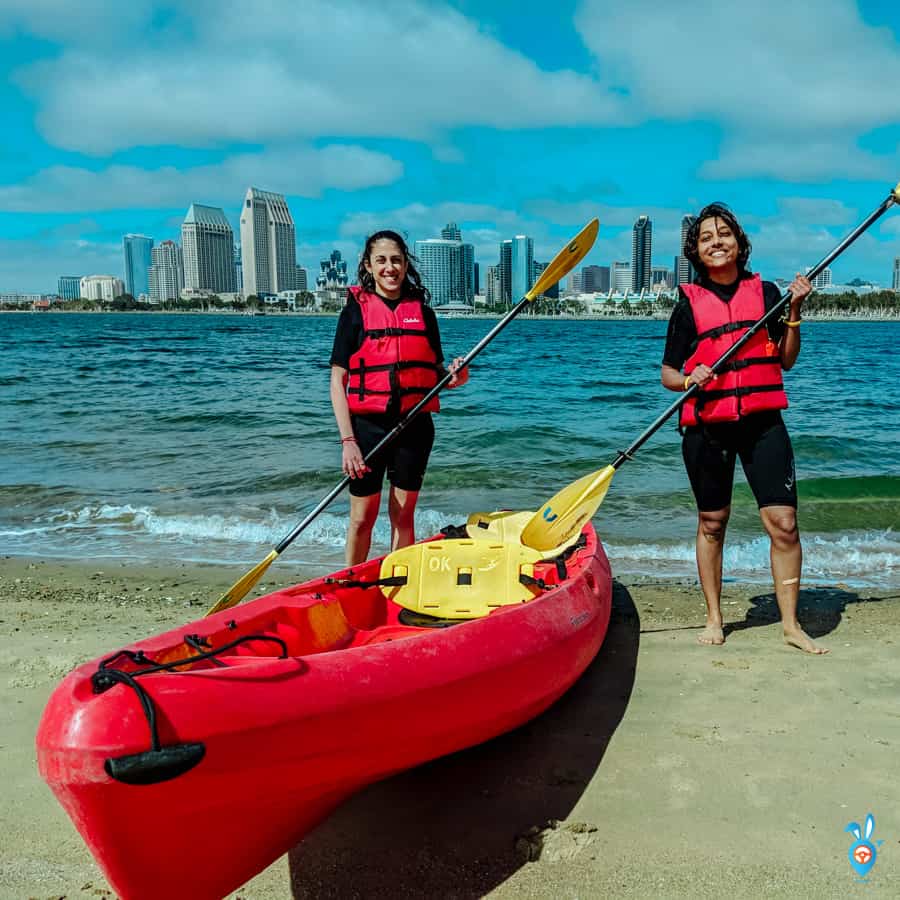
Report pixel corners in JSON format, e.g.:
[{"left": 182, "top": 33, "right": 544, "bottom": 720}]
[{"left": 37, "top": 524, "right": 612, "bottom": 899}]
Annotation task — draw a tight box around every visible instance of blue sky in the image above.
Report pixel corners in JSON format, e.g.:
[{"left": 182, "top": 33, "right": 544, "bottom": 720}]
[{"left": 2, "top": 0, "right": 900, "bottom": 292}]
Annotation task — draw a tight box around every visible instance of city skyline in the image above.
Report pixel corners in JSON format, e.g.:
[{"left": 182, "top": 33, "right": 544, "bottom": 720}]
[{"left": 2, "top": 1, "right": 900, "bottom": 292}]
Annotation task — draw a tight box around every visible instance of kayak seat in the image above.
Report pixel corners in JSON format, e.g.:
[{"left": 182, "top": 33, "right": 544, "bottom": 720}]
[{"left": 378, "top": 538, "right": 545, "bottom": 620}]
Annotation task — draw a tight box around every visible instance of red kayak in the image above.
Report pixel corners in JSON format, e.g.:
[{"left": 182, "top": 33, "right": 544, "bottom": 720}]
[{"left": 37, "top": 523, "right": 612, "bottom": 899}]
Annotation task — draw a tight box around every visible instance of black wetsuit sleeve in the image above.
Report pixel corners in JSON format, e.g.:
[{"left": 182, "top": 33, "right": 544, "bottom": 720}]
[
  {"left": 329, "top": 300, "right": 363, "bottom": 369},
  {"left": 423, "top": 306, "right": 445, "bottom": 365},
  {"left": 763, "top": 281, "right": 786, "bottom": 343},
  {"left": 661, "top": 290, "right": 697, "bottom": 370}
]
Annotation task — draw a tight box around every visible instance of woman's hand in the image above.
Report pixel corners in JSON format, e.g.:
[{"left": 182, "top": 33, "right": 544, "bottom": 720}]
[
  {"left": 787, "top": 272, "right": 812, "bottom": 315},
  {"left": 686, "top": 364, "right": 716, "bottom": 388},
  {"left": 341, "top": 439, "right": 369, "bottom": 479},
  {"left": 447, "top": 356, "right": 469, "bottom": 388}
]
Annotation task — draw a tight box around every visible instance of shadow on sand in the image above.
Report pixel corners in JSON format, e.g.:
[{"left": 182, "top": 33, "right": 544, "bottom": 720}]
[
  {"left": 286, "top": 582, "right": 640, "bottom": 899},
  {"left": 724, "top": 585, "right": 898, "bottom": 641}
]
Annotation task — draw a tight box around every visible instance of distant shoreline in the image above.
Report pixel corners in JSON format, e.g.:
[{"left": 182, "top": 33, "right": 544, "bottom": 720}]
[{"left": 3, "top": 308, "right": 900, "bottom": 323}]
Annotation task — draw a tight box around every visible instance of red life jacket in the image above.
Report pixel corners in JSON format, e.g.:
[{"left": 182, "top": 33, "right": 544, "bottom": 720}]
[
  {"left": 346, "top": 287, "right": 441, "bottom": 415},
  {"left": 680, "top": 275, "right": 788, "bottom": 427}
]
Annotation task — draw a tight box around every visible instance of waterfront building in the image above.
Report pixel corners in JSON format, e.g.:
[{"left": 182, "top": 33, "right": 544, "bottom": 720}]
[
  {"left": 651, "top": 265, "right": 673, "bottom": 290},
  {"left": 181, "top": 204, "right": 235, "bottom": 293},
  {"left": 894, "top": 257, "right": 900, "bottom": 291},
  {"left": 676, "top": 214, "right": 696, "bottom": 285},
  {"left": 296, "top": 266, "right": 308, "bottom": 291},
  {"left": 239, "top": 187, "right": 297, "bottom": 295},
  {"left": 485, "top": 265, "right": 501, "bottom": 306},
  {"left": 57, "top": 276, "right": 81, "bottom": 300},
  {"left": 582, "top": 265, "right": 610, "bottom": 293},
  {"left": 316, "top": 250, "right": 349, "bottom": 290},
  {"left": 123, "top": 234, "right": 154, "bottom": 298},
  {"left": 569, "top": 272, "right": 584, "bottom": 294},
  {"left": 474, "top": 261, "right": 480, "bottom": 296},
  {"left": 532, "top": 260, "right": 559, "bottom": 299},
  {"left": 612, "top": 261, "right": 632, "bottom": 293},
  {"left": 80, "top": 275, "right": 125, "bottom": 302},
  {"left": 234, "top": 245, "right": 243, "bottom": 294},
  {"left": 415, "top": 226, "right": 475, "bottom": 307},
  {"left": 148, "top": 240, "right": 184, "bottom": 304},
  {"left": 499, "top": 240, "right": 512, "bottom": 304},
  {"left": 632, "top": 216, "right": 652, "bottom": 292},
  {"left": 511, "top": 235, "right": 534, "bottom": 303},
  {"left": 807, "top": 267, "right": 833, "bottom": 290}
]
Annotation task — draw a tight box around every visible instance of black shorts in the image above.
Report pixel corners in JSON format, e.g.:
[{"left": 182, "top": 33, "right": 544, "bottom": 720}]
[
  {"left": 348, "top": 412, "right": 435, "bottom": 497},
  {"left": 681, "top": 411, "right": 798, "bottom": 512}
]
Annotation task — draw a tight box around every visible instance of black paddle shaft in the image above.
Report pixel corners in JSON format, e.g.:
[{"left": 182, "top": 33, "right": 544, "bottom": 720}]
[
  {"left": 275, "top": 296, "right": 532, "bottom": 553},
  {"left": 610, "top": 187, "right": 899, "bottom": 472}
]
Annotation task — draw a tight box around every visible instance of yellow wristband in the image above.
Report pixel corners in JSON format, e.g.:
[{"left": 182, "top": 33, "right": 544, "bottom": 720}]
[
  {"left": 784, "top": 319, "right": 802, "bottom": 327},
  {"left": 683, "top": 376, "right": 692, "bottom": 391}
]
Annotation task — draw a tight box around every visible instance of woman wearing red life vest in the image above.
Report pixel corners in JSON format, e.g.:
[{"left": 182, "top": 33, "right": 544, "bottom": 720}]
[
  {"left": 661, "top": 203, "right": 827, "bottom": 654},
  {"left": 330, "top": 230, "right": 468, "bottom": 565}
]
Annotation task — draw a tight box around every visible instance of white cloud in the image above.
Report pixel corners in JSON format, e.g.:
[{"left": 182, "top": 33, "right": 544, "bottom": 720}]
[
  {"left": 0, "top": 145, "right": 403, "bottom": 212},
  {"left": 15, "top": 0, "right": 624, "bottom": 155},
  {"left": 0, "top": 236, "right": 122, "bottom": 292}
]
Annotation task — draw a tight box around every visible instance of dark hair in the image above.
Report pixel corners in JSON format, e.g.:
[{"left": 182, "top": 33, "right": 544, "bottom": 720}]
[
  {"left": 357, "top": 230, "right": 430, "bottom": 303},
  {"left": 683, "top": 203, "right": 752, "bottom": 277}
]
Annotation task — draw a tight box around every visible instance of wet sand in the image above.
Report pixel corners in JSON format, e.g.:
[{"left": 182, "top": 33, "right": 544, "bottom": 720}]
[{"left": 1, "top": 556, "right": 898, "bottom": 899}]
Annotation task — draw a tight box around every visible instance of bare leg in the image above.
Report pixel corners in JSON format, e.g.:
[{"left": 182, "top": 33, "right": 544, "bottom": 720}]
[
  {"left": 760, "top": 505, "right": 828, "bottom": 654},
  {"left": 346, "top": 493, "right": 381, "bottom": 566},
  {"left": 388, "top": 486, "right": 419, "bottom": 551},
  {"left": 696, "top": 507, "right": 729, "bottom": 645}
]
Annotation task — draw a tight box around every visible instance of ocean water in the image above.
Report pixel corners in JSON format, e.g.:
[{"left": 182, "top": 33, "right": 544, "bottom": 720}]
[{"left": 1, "top": 312, "right": 898, "bottom": 587}]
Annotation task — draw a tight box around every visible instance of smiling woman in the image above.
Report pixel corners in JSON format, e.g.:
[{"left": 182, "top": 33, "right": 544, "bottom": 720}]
[{"left": 659, "top": 202, "right": 824, "bottom": 655}]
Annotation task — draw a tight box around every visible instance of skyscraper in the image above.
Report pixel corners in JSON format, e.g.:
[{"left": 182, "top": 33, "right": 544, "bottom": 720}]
[
  {"left": 234, "top": 245, "right": 243, "bottom": 294},
  {"left": 148, "top": 240, "right": 184, "bottom": 303},
  {"left": 894, "top": 257, "right": 900, "bottom": 291},
  {"left": 57, "top": 276, "right": 81, "bottom": 300},
  {"left": 499, "top": 240, "right": 512, "bottom": 304},
  {"left": 239, "top": 187, "right": 297, "bottom": 295},
  {"left": 123, "top": 234, "right": 154, "bottom": 298},
  {"left": 316, "top": 250, "right": 349, "bottom": 290},
  {"left": 612, "top": 261, "right": 631, "bottom": 293},
  {"left": 676, "top": 214, "right": 696, "bottom": 285},
  {"left": 582, "top": 265, "right": 610, "bottom": 293},
  {"left": 415, "top": 224, "right": 475, "bottom": 306},
  {"left": 181, "top": 205, "right": 235, "bottom": 293},
  {"left": 631, "top": 216, "right": 652, "bottom": 292},
  {"left": 511, "top": 235, "right": 534, "bottom": 302}
]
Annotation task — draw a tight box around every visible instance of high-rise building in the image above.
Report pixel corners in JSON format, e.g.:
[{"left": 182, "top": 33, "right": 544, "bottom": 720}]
[
  {"left": 80, "top": 275, "right": 125, "bottom": 302},
  {"left": 807, "top": 267, "right": 832, "bottom": 289},
  {"left": 676, "top": 214, "right": 696, "bottom": 285},
  {"left": 894, "top": 257, "right": 900, "bottom": 291},
  {"left": 181, "top": 204, "right": 235, "bottom": 293},
  {"left": 511, "top": 235, "right": 534, "bottom": 302},
  {"left": 532, "top": 260, "right": 559, "bottom": 299},
  {"left": 631, "top": 216, "right": 652, "bottom": 292},
  {"left": 123, "top": 234, "right": 154, "bottom": 298},
  {"left": 485, "top": 265, "right": 501, "bottom": 305},
  {"left": 499, "top": 240, "right": 512, "bottom": 304},
  {"left": 415, "top": 225, "right": 475, "bottom": 306},
  {"left": 58, "top": 276, "right": 81, "bottom": 300},
  {"left": 316, "top": 250, "right": 349, "bottom": 290},
  {"left": 234, "top": 245, "right": 243, "bottom": 294},
  {"left": 296, "top": 266, "right": 308, "bottom": 291},
  {"left": 582, "top": 265, "right": 610, "bottom": 293},
  {"left": 569, "top": 272, "right": 584, "bottom": 294},
  {"left": 148, "top": 240, "right": 184, "bottom": 303},
  {"left": 473, "top": 261, "right": 480, "bottom": 296},
  {"left": 239, "top": 187, "right": 297, "bottom": 295},
  {"left": 612, "top": 261, "right": 631, "bottom": 293}
]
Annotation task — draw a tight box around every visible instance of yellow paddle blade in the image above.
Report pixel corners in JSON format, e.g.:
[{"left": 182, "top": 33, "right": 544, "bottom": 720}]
[
  {"left": 520, "top": 465, "right": 616, "bottom": 553},
  {"left": 380, "top": 538, "right": 544, "bottom": 619},
  {"left": 465, "top": 509, "right": 534, "bottom": 543},
  {"left": 205, "top": 549, "right": 279, "bottom": 616},
  {"left": 525, "top": 218, "right": 599, "bottom": 301}
]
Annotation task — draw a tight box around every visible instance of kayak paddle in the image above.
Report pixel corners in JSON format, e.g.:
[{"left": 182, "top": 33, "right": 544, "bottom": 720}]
[
  {"left": 520, "top": 181, "right": 900, "bottom": 553},
  {"left": 206, "top": 218, "right": 600, "bottom": 615}
]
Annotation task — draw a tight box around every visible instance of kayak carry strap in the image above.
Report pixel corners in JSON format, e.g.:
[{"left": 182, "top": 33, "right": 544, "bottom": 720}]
[{"left": 91, "top": 634, "right": 289, "bottom": 785}]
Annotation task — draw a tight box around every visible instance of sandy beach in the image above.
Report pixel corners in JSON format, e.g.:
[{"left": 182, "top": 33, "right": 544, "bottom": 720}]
[{"left": 2, "top": 555, "right": 898, "bottom": 899}]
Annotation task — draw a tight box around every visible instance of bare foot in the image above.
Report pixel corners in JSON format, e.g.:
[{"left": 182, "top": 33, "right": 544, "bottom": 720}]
[
  {"left": 698, "top": 623, "right": 725, "bottom": 645},
  {"left": 783, "top": 627, "right": 829, "bottom": 654}
]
